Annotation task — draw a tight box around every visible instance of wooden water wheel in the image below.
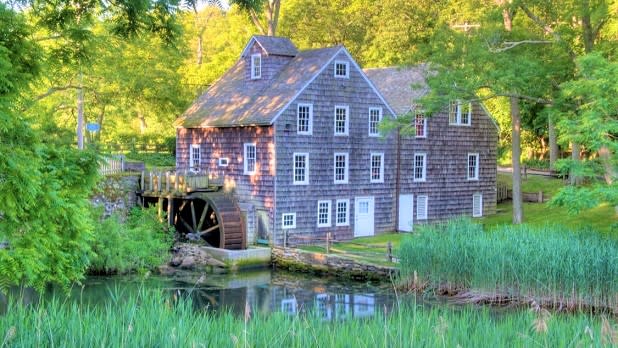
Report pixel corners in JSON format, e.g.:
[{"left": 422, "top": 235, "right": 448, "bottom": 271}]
[{"left": 174, "top": 192, "right": 246, "bottom": 250}]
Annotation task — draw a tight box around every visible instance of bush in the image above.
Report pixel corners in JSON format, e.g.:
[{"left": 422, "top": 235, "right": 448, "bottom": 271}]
[{"left": 90, "top": 207, "right": 174, "bottom": 274}]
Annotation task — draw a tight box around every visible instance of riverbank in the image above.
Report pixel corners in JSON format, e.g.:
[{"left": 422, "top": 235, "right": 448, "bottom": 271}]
[{"left": 0, "top": 290, "right": 610, "bottom": 347}]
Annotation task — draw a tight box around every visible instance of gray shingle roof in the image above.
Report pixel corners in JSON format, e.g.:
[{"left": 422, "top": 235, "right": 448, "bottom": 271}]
[
  {"left": 177, "top": 45, "right": 343, "bottom": 128},
  {"left": 242, "top": 35, "right": 298, "bottom": 57},
  {"left": 363, "top": 66, "right": 429, "bottom": 115}
]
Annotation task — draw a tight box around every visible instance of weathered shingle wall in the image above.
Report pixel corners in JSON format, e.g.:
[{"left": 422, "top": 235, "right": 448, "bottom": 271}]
[
  {"left": 176, "top": 126, "right": 276, "bottom": 243},
  {"left": 273, "top": 51, "right": 397, "bottom": 245},
  {"left": 244, "top": 43, "right": 294, "bottom": 83},
  {"left": 398, "top": 103, "right": 498, "bottom": 224}
]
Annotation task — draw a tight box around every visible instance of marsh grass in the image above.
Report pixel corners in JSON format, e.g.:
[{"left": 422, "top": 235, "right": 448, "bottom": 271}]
[
  {"left": 0, "top": 289, "right": 612, "bottom": 347},
  {"left": 399, "top": 219, "right": 618, "bottom": 311}
]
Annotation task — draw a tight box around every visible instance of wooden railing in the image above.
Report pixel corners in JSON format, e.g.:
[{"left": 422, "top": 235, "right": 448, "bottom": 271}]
[
  {"left": 140, "top": 170, "right": 211, "bottom": 194},
  {"left": 497, "top": 182, "right": 511, "bottom": 203},
  {"left": 100, "top": 156, "right": 124, "bottom": 175}
]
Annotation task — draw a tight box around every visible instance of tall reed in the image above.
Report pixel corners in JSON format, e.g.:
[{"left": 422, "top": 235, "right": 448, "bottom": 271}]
[
  {"left": 399, "top": 219, "right": 618, "bottom": 309},
  {"left": 0, "top": 289, "right": 612, "bottom": 347}
]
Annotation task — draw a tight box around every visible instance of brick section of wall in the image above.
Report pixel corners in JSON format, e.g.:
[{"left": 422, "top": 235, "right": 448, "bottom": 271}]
[{"left": 176, "top": 126, "right": 276, "bottom": 242}]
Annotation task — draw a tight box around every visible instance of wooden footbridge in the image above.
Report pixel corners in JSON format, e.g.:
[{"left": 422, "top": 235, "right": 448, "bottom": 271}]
[{"left": 137, "top": 170, "right": 246, "bottom": 250}]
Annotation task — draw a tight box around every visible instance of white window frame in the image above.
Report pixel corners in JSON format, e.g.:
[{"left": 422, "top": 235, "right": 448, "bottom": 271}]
[
  {"left": 293, "top": 153, "right": 309, "bottom": 185},
  {"left": 244, "top": 143, "right": 256, "bottom": 175},
  {"left": 370, "top": 152, "right": 384, "bottom": 183},
  {"left": 335, "top": 199, "right": 349, "bottom": 226},
  {"left": 251, "top": 53, "right": 261, "bottom": 79},
  {"left": 416, "top": 195, "right": 428, "bottom": 220},
  {"left": 189, "top": 144, "right": 201, "bottom": 173},
  {"left": 413, "top": 153, "right": 426, "bottom": 182},
  {"left": 218, "top": 157, "right": 229, "bottom": 167},
  {"left": 333, "top": 152, "right": 349, "bottom": 184},
  {"left": 467, "top": 153, "right": 480, "bottom": 180},
  {"left": 449, "top": 100, "right": 472, "bottom": 126},
  {"left": 317, "top": 200, "right": 331, "bottom": 228},
  {"left": 473, "top": 193, "right": 483, "bottom": 217},
  {"left": 334, "top": 105, "right": 349, "bottom": 136},
  {"left": 368, "top": 107, "right": 382, "bottom": 137},
  {"left": 282, "top": 213, "right": 296, "bottom": 229},
  {"left": 297, "top": 103, "right": 313, "bottom": 135},
  {"left": 415, "top": 112, "right": 427, "bottom": 138},
  {"left": 334, "top": 60, "right": 349, "bottom": 78}
]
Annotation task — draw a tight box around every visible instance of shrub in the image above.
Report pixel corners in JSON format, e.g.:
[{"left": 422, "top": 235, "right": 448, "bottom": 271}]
[{"left": 90, "top": 207, "right": 174, "bottom": 274}]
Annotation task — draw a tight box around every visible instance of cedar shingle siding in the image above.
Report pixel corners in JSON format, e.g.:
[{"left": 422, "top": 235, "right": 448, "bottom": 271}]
[{"left": 176, "top": 36, "right": 498, "bottom": 247}]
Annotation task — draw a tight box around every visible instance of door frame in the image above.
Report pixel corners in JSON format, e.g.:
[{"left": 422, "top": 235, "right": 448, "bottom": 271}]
[{"left": 354, "top": 196, "right": 375, "bottom": 237}]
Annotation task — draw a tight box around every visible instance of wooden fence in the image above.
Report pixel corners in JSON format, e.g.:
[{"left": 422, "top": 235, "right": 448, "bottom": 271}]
[
  {"left": 99, "top": 156, "right": 124, "bottom": 175},
  {"left": 140, "top": 170, "right": 211, "bottom": 194},
  {"left": 286, "top": 232, "right": 397, "bottom": 263}
]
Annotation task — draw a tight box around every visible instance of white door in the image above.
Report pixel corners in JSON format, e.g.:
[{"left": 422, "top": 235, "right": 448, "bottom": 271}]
[
  {"left": 354, "top": 197, "right": 374, "bottom": 237},
  {"left": 398, "top": 194, "right": 414, "bottom": 232}
]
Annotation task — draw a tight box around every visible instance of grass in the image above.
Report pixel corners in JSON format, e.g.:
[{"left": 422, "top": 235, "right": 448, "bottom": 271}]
[
  {"left": 0, "top": 289, "right": 613, "bottom": 347},
  {"left": 497, "top": 172, "right": 565, "bottom": 196},
  {"left": 399, "top": 219, "right": 618, "bottom": 309}
]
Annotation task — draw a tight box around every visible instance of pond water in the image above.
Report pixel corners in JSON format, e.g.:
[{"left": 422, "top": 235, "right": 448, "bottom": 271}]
[{"left": 1, "top": 270, "right": 410, "bottom": 321}]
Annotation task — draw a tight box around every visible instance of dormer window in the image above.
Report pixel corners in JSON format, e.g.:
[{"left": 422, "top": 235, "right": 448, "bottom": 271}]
[
  {"left": 334, "top": 60, "right": 349, "bottom": 78},
  {"left": 251, "top": 54, "right": 262, "bottom": 79}
]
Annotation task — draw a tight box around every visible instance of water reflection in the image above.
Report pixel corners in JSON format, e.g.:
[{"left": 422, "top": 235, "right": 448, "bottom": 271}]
[{"left": 1, "top": 270, "right": 398, "bottom": 320}]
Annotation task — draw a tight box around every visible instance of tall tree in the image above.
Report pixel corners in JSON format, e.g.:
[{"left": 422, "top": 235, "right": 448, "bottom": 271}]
[{"left": 231, "top": 0, "right": 281, "bottom": 36}]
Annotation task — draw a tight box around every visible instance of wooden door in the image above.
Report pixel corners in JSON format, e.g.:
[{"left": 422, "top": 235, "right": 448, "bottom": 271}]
[{"left": 354, "top": 197, "right": 374, "bottom": 237}]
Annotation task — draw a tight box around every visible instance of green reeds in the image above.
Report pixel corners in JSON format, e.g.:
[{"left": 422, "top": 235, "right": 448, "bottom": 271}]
[
  {"left": 399, "top": 219, "right": 618, "bottom": 309},
  {"left": 0, "top": 289, "right": 612, "bottom": 347}
]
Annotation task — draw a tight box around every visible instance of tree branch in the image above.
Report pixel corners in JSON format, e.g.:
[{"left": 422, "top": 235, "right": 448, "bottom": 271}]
[
  {"left": 518, "top": 3, "right": 576, "bottom": 59},
  {"left": 489, "top": 40, "right": 553, "bottom": 52},
  {"left": 22, "top": 85, "right": 85, "bottom": 111},
  {"left": 249, "top": 8, "right": 266, "bottom": 35}
]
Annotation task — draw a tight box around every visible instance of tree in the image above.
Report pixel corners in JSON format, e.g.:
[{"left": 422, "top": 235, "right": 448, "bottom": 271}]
[{"left": 231, "top": 0, "right": 281, "bottom": 36}]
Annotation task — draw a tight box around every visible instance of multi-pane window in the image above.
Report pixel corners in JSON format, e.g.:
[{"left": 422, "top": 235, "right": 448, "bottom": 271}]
[
  {"left": 369, "top": 107, "right": 382, "bottom": 136},
  {"left": 334, "top": 60, "right": 349, "bottom": 78},
  {"left": 317, "top": 200, "right": 331, "bottom": 227},
  {"left": 293, "top": 153, "right": 309, "bottom": 185},
  {"left": 190, "top": 144, "right": 200, "bottom": 172},
  {"left": 251, "top": 54, "right": 261, "bottom": 79},
  {"left": 244, "top": 143, "right": 256, "bottom": 175},
  {"left": 417, "top": 195, "right": 428, "bottom": 220},
  {"left": 370, "top": 153, "right": 384, "bottom": 183},
  {"left": 335, "top": 199, "right": 349, "bottom": 226},
  {"left": 334, "top": 153, "right": 349, "bottom": 184},
  {"left": 334, "top": 105, "right": 349, "bottom": 135},
  {"left": 297, "top": 104, "right": 313, "bottom": 134},
  {"left": 413, "top": 153, "right": 426, "bottom": 182},
  {"left": 282, "top": 213, "right": 296, "bottom": 229},
  {"left": 473, "top": 193, "right": 483, "bottom": 217},
  {"left": 415, "top": 113, "right": 426, "bottom": 138},
  {"left": 449, "top": 100, "right": 472, "bottom": 126},
  {"left": 467, "top": 153, "right": 479, "bottom": 180}
]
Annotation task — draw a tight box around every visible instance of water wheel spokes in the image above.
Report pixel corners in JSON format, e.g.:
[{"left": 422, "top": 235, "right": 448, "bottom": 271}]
[{"left": 176, "top": 197, "right": 221, "bottom": 247}]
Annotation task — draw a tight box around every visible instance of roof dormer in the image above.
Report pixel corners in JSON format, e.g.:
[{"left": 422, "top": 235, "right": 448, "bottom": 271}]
[{"left": 241, "top": 35, "right": 298, "bottom": 81}]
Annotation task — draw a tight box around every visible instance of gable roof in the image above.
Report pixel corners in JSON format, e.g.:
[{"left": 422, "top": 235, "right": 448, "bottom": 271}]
[
  {"left": 363, "top": 66, "right": 430, "bottom": 115},
  {"left": 240, "top": 35, "right": 298, "bottom": 57},
  {"left": 177, "top": 45, "right": 342, "bottom": 128}
]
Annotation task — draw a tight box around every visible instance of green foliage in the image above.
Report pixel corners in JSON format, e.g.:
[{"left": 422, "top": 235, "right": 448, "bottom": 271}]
[
  {"left": 124, "top": 152, "right": 176, "bottom": 167},
  {"left": 399, "top": 219, "right": 618, "bottom": 307},
  {"left": 0, "top": 290, "right": 611, "bottom": 347},
  {"left": 90, "top": 207, "right": 173, "bottom": 274}
]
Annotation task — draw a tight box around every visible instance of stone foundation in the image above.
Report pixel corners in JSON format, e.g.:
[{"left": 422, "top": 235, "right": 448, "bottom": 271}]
[
  {"left": 91, "top": 174, "right": 140, "bottom": 218},
  {"left": 271, "top": 247, "right": 398, "bottom": 281}
]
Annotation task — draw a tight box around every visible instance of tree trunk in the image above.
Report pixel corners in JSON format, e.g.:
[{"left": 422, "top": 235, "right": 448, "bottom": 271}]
[
  {"left": 77, "top": 83, "right": 84, "bottom": 150},
  {"left": 548, "top": 113, "right": 558, "bottom": 170},
  {"left": 510, "top": 96, "right": 523, "bottom": 224},
  {"left": 570, "top": 142, "right": 580, "bottom": 185}
]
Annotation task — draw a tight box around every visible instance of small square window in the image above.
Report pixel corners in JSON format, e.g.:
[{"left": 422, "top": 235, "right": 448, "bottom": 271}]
[
  {"left": 334, "top": 60, "right": 349, "bottom": 78},
  {"left": 218, "top": 157, "right": 229, "bottom": 167},
  {"left": 449, "top": 100, "right": 472, "bottom": 126},
  {"left": 282, "top": 213, "right": 296, "bottom": 229}
]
